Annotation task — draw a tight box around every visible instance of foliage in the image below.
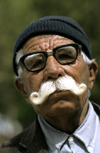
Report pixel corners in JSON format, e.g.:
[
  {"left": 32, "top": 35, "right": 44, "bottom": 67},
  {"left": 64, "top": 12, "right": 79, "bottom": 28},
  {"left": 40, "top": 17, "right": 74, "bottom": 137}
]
[{"left": 0, "top": 0, "right": 100, "bottom": 129}]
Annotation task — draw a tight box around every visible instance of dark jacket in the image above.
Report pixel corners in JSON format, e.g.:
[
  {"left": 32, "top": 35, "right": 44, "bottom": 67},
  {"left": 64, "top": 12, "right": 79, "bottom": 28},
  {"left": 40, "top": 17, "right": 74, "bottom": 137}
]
[{"left": 0, "top": 102, "right": 100, "bottom": 153}]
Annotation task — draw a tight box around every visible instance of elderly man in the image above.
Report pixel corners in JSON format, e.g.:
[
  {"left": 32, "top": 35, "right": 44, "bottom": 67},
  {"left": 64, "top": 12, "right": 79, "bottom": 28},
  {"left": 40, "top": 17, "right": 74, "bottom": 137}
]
[{"left": 0, "top": 16, "right": 99, "bottom": 153}]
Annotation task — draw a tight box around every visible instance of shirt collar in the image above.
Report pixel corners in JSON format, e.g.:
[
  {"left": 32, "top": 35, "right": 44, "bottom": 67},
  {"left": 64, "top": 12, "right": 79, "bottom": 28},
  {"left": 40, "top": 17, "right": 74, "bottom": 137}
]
[
  {"left": 38, "top": 115, "right": 69, "bottom": 152},
  {"left": 74, "top": 102, "right": 99, "bottom": 152},
  {"left": 38, "top": 101, "right": 99, "bottom": 152}
]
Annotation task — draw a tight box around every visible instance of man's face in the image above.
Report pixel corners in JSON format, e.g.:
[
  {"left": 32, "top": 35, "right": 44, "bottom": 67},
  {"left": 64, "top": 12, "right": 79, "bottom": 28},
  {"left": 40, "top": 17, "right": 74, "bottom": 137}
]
[{"left": 15, "top": 35, "right": 94, "bottom": 121}]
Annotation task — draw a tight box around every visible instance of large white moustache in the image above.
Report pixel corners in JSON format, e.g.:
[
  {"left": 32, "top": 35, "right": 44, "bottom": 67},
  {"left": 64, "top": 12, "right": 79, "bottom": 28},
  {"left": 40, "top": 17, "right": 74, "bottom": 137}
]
[{"left": 29, "top": 75, "right": 87, "bottom": 105}]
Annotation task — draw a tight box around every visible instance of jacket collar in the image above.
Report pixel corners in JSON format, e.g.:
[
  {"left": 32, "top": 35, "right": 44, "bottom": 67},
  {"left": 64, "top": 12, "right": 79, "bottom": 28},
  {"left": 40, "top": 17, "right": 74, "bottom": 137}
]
[{"left": 92, "top": 102, "right": 100, "bottom": 117}]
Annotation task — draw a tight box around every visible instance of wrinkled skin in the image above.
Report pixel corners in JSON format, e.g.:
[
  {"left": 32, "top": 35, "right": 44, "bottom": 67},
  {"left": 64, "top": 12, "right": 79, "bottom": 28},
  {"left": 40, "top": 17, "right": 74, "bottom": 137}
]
[{"left": 15, "top": 35, "right": 98, "bottom": 133}]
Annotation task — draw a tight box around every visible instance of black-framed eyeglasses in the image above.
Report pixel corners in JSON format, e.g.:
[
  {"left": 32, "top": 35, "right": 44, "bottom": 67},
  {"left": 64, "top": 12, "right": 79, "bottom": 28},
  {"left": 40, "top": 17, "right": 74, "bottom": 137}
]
[{"left": 18, "top": 43, "right": 82, "bottom": 72}]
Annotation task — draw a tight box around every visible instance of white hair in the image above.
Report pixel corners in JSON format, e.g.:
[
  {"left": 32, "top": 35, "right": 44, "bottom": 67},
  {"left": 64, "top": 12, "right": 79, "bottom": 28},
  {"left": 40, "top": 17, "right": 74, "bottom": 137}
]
[
  {"left": 81, "top": 52, "right": 94, "bottom": 64},
  {"left": 15, "top": 49, "right": 24, "bottom": 78},
  {"left": 15, "top": 49, "right": 94, "bottom": 78}
]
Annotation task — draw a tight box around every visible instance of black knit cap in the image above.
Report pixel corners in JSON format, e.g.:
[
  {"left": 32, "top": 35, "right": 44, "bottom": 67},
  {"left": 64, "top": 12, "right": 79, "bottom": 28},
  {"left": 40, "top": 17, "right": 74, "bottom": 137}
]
[{"left": 13, "top": 16, "right": 92, "bottom": 76}]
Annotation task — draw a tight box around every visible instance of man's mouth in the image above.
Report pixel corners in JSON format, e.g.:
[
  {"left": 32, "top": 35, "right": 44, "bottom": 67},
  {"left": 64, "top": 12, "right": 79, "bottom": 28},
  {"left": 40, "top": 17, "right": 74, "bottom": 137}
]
[
  {"left": 48, "top": 90, "right": 71, "bottom": 99},
  {"left": 50, "top": 89, "right": 69, "bottom": 95}
]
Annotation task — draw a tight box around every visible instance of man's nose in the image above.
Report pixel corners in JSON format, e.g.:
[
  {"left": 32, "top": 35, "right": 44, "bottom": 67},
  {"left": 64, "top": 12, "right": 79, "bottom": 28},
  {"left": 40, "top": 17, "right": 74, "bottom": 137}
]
[{"left": 43, "top": 56, "right": 65, "bottom": 81}]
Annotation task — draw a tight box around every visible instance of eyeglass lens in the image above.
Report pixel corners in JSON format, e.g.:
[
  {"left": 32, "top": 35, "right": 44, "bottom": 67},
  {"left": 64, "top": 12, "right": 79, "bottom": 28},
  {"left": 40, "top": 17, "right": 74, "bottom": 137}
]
[
  {"left": 24, "top": 53, "right": 46, "bottom": 71},
  {"left": 55, "top": 46, "right": 77, "bottom": 64}
]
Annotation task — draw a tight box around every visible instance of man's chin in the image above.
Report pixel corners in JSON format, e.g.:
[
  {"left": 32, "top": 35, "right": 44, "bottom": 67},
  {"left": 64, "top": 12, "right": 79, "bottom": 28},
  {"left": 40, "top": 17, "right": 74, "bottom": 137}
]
[{"left": 41, "top": 98, "right": 79, "bottom": 118}]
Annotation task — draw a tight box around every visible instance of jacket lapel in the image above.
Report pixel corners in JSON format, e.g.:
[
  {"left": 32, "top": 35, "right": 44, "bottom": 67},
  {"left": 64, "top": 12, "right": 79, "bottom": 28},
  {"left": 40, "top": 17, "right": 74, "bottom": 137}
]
[{"left": 19, "top": 118, "right": 49, "bottom": 153}]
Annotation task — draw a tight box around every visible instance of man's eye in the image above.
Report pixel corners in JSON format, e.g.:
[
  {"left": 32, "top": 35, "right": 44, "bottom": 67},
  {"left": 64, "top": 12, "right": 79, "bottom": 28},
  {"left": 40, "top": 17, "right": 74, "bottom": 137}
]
[
  {"left": 58, "top": 53, "right": 70, "bottom": 60},
  {"left": 32, "top": 60, "right": 44, "bottom": 69}
]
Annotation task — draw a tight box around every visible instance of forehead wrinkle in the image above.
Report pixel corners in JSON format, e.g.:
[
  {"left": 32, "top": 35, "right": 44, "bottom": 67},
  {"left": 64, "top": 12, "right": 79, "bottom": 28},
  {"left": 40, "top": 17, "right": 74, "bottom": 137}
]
[
  {"left": 23, "top": 35, "right": 50, "bottom": 48},
  {"left": 26, "top": 45, "right": 42, "bottom": 54},
  {"left": 23, "top": 38, "right": 35, "bottom": 50},
  {"left": 23, "top": 36, "right": 50, "bottom": 53},
  {"left": 37, "top": 36, "right": 65, "bottom": 51},
  {"left": 23, "top": 35, "right": 64, "bottom": 48},
  {"left": 49, "top": 36, "right": 75, "bottom": 49},
  {"left": 22, "top": 35, "right": 75, "bottom": 54},
  {"left": 22, "top": 40, "right": 45, "bottom": 54},
  {"left": 34, "top": 35, "right": 56, "bottom": 50}
]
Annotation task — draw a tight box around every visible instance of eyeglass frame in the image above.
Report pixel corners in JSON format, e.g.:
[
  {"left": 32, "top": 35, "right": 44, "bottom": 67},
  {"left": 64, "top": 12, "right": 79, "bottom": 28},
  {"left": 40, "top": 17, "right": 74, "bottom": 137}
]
[{"left": 17, "top": 43, "right": 82, "bottom": 73}]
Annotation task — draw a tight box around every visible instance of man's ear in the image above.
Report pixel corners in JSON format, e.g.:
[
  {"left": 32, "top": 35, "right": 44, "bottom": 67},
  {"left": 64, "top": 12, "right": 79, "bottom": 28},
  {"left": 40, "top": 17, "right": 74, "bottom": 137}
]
[
  {"left": 88, "top": 61, "right": 98, "bottom": 90},
  {"left": 15, "top": 78, "right": 30, "bottom": 101}
]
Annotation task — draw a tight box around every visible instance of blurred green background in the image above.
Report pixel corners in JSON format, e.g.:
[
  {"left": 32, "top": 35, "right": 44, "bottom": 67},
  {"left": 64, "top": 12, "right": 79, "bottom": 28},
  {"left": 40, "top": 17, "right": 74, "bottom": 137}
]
[{"left": 0, "top": 0, "right": 100, "bottom": 137}]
